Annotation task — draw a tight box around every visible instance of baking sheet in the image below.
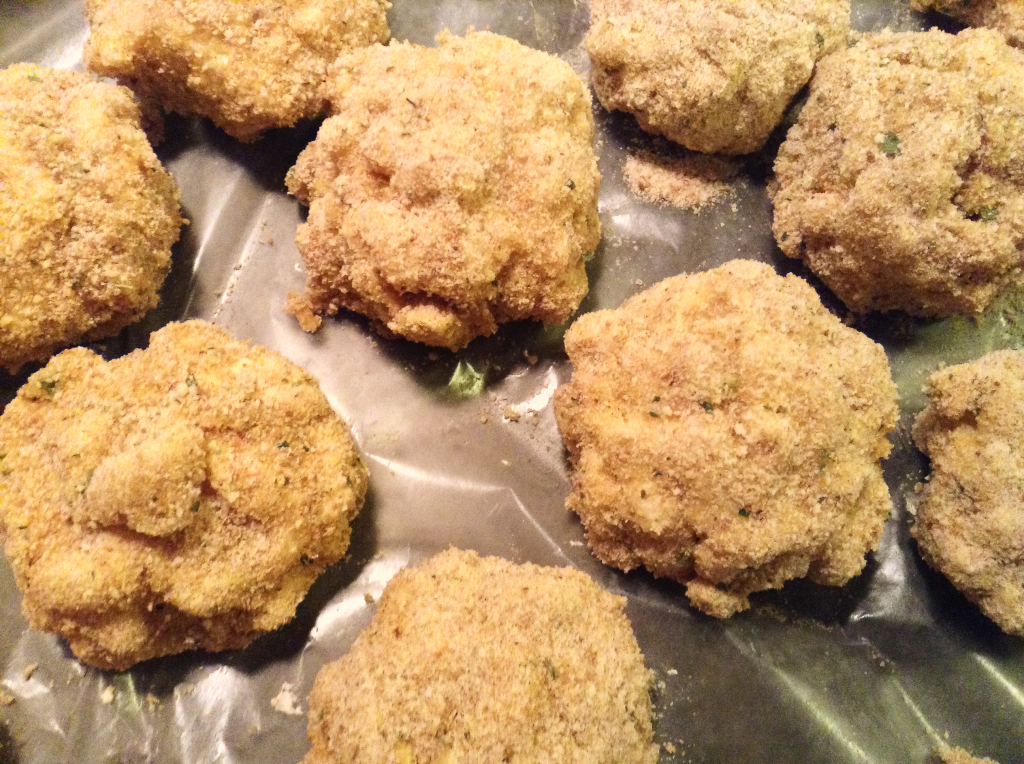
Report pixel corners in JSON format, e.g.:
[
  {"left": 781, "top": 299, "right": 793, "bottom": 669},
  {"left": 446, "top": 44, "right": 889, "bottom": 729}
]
[{"left": 2, "top": 1, "right": 1023, "bottom": 762}]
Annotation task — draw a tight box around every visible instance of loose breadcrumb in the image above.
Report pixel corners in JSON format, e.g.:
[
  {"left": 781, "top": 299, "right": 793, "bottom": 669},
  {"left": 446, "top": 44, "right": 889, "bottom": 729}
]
[
  {"left": 286, "top": 31, "right": 600, "bottom": 350},
  {"left": 554, "top": 260, "right": 898, "bottom": 617},
  {"left": 912, "top": 0, "right": 1023, "bottom": 48},
  {"left": 773, "top": 28, "right": 1024, "bottom": 317},
  {"left": 83, "top": 0, "right": 391, "bottom": 141},
  {"left": 912, "top": 349, "right": 1024, "bottom": 636},
  {"left": 624, "top": 151, "right": 739, "bottom": 211},
  {"left": 0, "top": 321, "right": 367, "bottom": 670},
  {"left": 0, "top": 64, "right": 182, "bottom": 373},
  {"left": 586, "top": 0, "right": 850, "bottom": 154},
  {"left": 303, "top": 548, "right": 658, "bottom": 764}
]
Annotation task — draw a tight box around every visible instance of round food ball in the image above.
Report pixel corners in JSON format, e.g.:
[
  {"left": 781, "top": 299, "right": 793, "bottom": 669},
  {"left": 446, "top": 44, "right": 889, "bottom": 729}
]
[
  {"left": 303, "top": 548, "right": 658, "bottom": 764},
  {"left": 0, "top": 64, "right": 183, "bottom": 374},
  {"left": 553, "top": 260, "right": 899, "bottom": 618},
  {"left": 585, "top": 0, "right": 850, "bottom": 155},
  {"left": 912, "top": 0, "right": 1022, "bottom": 49},
  {"left": 773, "top": 28, "right": 1024, "bottom": 317},
  {"left": 0, "top": 321, "right": 368, "bottom": 670},
  {"left": 285, "top": 31, "right": 601, "bottom": 350},
  {"left": 912, "top": 349, "right": 1024, "bottom": 636},
  {"left": 83, "top": 0, "right": 391, "bottom": 142}
]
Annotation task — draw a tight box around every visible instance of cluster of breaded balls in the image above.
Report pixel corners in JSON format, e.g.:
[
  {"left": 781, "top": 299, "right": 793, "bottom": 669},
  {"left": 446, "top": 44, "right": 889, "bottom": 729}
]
[
  {"left": 554, "top": 260, "right": 899, "bottom": 617},
  {"left": 84, "top": 0, "right": 391, "bottom": 141},
  {"left": 286, "top": 31, "right": 601, "bottom": 350},
  {"left": 585, "top": 0, "right": 850, "bottom": 154},
  {"left": 912, "top": 0, "right": 1023, "bottom": 48},
  {"left": 0, "top": 321, "right": 367, "bottom": 670},
  {"left": 0, "top": 64, "right": 183, "bottom": 373},
  {"left": 774, "top": 28, "right": 1024, "bottom": 317},
  {"left": 913, "top": 350, "right": 1024, "bottom": 636},
  {"left": 304, "top": 548, "right": 658, "bottom": 764}
]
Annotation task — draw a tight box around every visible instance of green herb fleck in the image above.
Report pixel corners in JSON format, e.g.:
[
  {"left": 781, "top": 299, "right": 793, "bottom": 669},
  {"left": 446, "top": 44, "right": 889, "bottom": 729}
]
[
  {"left": 738, "top": 508, "right": 750, "bottom": 518},
  {"left": 190, "top": 501, "right": 201, "bottom": 513},
  {"left": 447, "top": 360, "right": 485, "bottom": 399},
  {"left": 27, "top": 73, "right": 41, "bottom": 83},
  {"left": 649, "top": 411, "right": 659, "bottom": 417},
  {"left": 980, "top": 207, "right": 999, "bottom": 221},
  {"left": 676, "top": 549, "right": 692, "bottom": 566},
  {"left": 653, "top": 396, "right": 660, "bottom": 402},
  {"left": 715, "top": 582, "right": 729, "bottom": 592},
  {"left": 565, "top": 179, "right": 576, "bottom": 191},
  {"left": 701, "top": 401, "right": 714, "bottom": 413},
  {"left": 817, "top": 447, "right": 833, "bottom": 471},
  {"left": 185, "top": 374, "right": 197, "bottom": 387},
  {"left": 815, "top": 31, "right": 825, "bottom": 48},
  {"left": 277, "top": 441, "right": 289, "bottom": 449},
  {"left": 39, "top": 379, "right": 57, "bottom": 397},
  {"left": 879, "top": 133, "right": 901, "bottom": 157},
  {"left": 300, "top": 554, "right": 312, "bottom": 566},
  {"left": 544, "top": 660, "right": 558, "bottom": 680}
]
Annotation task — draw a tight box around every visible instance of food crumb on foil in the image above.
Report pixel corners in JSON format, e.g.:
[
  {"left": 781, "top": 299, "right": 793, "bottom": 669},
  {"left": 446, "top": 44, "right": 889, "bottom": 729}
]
[
  {"left": 623, "top": 151, "right": 739, "bottom": 212},
  {"left": 101, "top": 686, "right": 115, "bottom": 705},
  {"left": 270, "top": 682, "right": 303, "bottom": 716},
  {"left": 21, "top": 664, "right": 37, "bottom": 681},
  {"left": 0, "top": 688, "right": 14, "bottom": 706}
]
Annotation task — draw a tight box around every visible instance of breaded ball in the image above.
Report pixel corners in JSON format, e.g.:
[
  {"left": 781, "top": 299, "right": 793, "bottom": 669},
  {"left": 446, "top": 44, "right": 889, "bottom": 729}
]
[
  {"left": 286, "top": 31, "right": 601, "bottom": 350},
  {"left": 936, "top": 747, "right": 1001, "bottom": 764},
  {"left": 585, "top": 0, "right": 850, "bottom": 155},
  {"left": 912, "top": 0, "right": 1023, "bottom": 48},
  {"left": 0, "top": 64, "right": 182, "bottom": 374},
  {"left": 912, "top": 349, "right": 1024, "bottom": 636},
  {"left": 553, "top": 260, "right": 899, "bottom": 618},
  {"left": 83, "top": 0, "right": 391, "bottom": 142},
  {"left": 0, "top": 321, "right": 367, "bottom": 670},
  {"left": 773, "top": 29, "right": 1024, "bottom": 317},
  {"left": 303, "top": 548, "right": 658, "bottom": 764}
]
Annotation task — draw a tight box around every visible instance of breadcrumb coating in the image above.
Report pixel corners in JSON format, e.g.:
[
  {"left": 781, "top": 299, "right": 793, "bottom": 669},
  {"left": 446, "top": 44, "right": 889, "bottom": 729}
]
[
  {"left": 585, "top": 0, "right": 850, "bottom": 155},
  {"left": 936, "top": 746, "right": 1001, "bottom": 764},
  {"left": 303, "top": 548, "right": 658, "bottom": 764},
  {"left": 286, "top": 31, "right": 600, "bottom": 350},
  {"left": 773, "top": 28, "right": 1024, "bottom": 317},
  {"left": 912, "top": 0, "right": 1023, "bottom": 48},
  {"left": 83, "top": 0, "right": 391, "bottom": 142},
  {"left": 554, "top": 260, "right": 898, "bottom": 618},
  {"left": 0, "top": 321, "right": 367, "bottom": 670},
  {"left": 0, "top": 64, "right": 182, "bottom": 374},
  {"left": 912, "top": 349, "right": 1024, "bottom": 636}
]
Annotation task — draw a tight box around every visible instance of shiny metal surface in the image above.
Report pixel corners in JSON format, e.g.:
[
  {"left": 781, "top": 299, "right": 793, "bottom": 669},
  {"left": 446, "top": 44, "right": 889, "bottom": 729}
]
[{"left": 1, "top": 2, "right": 1022, "bottom": 762}]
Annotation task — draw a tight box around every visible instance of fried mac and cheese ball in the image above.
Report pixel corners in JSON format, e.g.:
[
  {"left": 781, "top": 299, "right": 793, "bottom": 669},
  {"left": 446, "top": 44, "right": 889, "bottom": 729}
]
[
  {"left": 585, "top": 0, "right": 850, "bottom": 155},
  {"left": 773, "top": 29, "right": 1024, "bottom": 317},
  {"left": 303, "top": 548, "right": 658, "bottom": 764},
  {"left": 912, "top": 350, "right": 1024, "bottom": 636},
  {"left": 0, "top": 64, "right": 182, "bottom": 374},
  {"left": 0, "top": 321, "right": 367, "bottom": 670},
  {"left": 554, "top": 260, "right": 899, "bottom": 618},
  {"left": 286, "top": 31, "right": 601, "bottom": 350},
  {"left": 83, "top": 0, "right": 391, "bottom": 142},
  {"left": 912, "top": 0, "right": 1023, "bottom": 49}
]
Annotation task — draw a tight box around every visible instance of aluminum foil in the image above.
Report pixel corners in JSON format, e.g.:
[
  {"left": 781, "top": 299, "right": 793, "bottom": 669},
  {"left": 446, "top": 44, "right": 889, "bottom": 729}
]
[{"left": 2, "top": 2, "right": 1023, "bottom": 762}]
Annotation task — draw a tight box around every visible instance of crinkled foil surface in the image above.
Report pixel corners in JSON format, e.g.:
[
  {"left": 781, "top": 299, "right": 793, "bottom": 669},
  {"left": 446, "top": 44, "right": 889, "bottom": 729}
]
[{"left": 1, "top": 1, "right": 1023, "bottom": 762}]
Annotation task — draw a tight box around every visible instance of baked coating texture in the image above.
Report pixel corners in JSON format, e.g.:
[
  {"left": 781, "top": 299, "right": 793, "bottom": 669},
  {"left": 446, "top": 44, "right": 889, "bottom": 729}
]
[
  {"left": 83, "top": 0, "right": 391, "bottom": 142},
  {"left": 554, "top": 260, "right": 898, "bottom": 618},
  {"left": 773, "top": 28, "right": 1024, "bottom": 317},
  {"left": 912, "top": 0, "right": 1023, "bottom": 48},
  {"left": 585, "top": 0, "right": 850, "bottom": 155},
  {"left": 0, "top": 321, "right": 367, "bottom": 670},
  {"left": 912, "top": 349, "right": 1024, "bottom": 636},
  {"left": 303, "top": 548, "right": 658, "bottom": 764},
  {"left": 286, "top": 31, "right": 600, "bottom": 350},
  {"left": 0, "top": 64, "right": 182, "bottom": 374}
]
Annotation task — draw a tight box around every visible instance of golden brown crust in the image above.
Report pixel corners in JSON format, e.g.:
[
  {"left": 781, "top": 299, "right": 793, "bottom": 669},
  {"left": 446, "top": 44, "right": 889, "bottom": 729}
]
[
  {"left": 554, "top": 260, "right": 898, "bottom": 617},
  {"left": 912, "top": 0, "right": 1023, "bottom": 48},
  {"left": 0, "top": 321, "right": 367, "bottom": 670},
  {"left": 773, "top": 29, "right": 1024, "bottom": 317},
  {"left": 0, "top": 64, "right": 182, "bottom": 374},
  {"left": 303, "top": 548, "right": 658, "bottom": 764},
  {"left": 83, "top": 0, "right": 391, "bottom": 141},
  {"left": 585, "top": 0, "right": 850, "bottom": 155},
  {"left": 912, "top": 349, "right": 1024, "bottom": 636},
  {"left": 286, "top": 31, "right": 600, "bottom": 350}
]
